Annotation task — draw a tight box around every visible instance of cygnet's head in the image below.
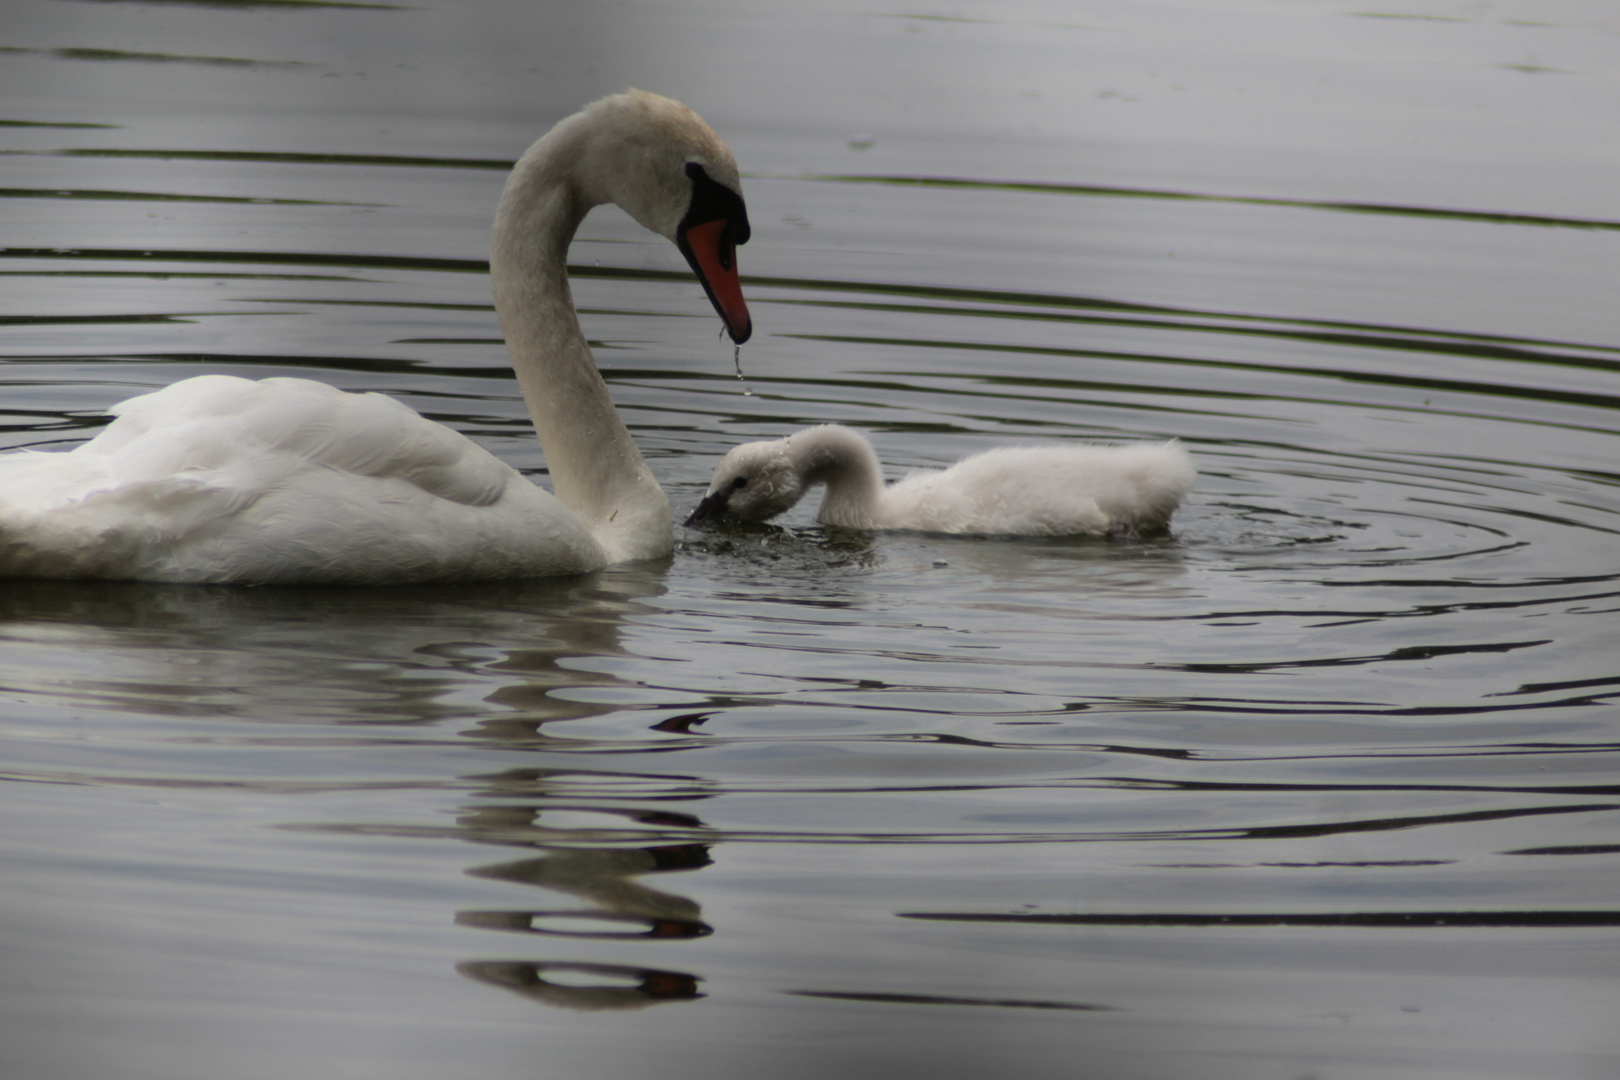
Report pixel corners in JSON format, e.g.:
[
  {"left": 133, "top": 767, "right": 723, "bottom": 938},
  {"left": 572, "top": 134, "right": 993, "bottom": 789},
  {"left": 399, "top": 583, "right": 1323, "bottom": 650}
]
[{"left": 684, "top": 438, "right": 808, "bottom": 526}]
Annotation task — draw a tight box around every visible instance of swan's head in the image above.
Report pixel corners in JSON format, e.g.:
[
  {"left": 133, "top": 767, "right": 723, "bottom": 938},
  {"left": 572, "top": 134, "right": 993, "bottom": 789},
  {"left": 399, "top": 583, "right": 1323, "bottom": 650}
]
[
  {"left": 576, "top": 90, "right": 753, "bottom": 343},
  {"left": 684, "top": 437, "right": 808, "bottom": 526}
]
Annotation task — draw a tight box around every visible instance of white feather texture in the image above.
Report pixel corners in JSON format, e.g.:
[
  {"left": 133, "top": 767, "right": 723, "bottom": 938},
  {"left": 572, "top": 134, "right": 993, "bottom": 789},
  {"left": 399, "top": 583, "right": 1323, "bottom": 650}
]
[
  {"left": 0, "top": 376, "right": 599, "bottom": 583},
  {"left": 0, "top": 91, "right": 749, "bottom": 584},
  {"left": 688, "top": 425, "right": 1196, "bottom": 537}
]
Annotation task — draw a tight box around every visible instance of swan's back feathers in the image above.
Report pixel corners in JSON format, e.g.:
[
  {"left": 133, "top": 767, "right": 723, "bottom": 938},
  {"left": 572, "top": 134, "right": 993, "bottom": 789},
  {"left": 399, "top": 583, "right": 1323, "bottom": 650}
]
[
  {"left": 0, "top": 375, "right": 603, "bottom": 583},
  {"left": 101, "top": 376, "right": 511, "bottom": 507}
]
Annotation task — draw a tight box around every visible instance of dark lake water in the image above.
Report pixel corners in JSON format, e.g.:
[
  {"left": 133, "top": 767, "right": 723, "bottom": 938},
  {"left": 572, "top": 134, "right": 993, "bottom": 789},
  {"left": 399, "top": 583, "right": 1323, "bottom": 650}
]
[{"left": 3, "top": 2, "right": 1619, "bottom": 1077}]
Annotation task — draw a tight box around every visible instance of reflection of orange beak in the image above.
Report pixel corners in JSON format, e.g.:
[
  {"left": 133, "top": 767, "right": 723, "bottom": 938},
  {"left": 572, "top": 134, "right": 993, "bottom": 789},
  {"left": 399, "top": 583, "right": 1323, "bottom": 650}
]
[{"left": 680, "top": 218, "right": 752, "bottom": 344}]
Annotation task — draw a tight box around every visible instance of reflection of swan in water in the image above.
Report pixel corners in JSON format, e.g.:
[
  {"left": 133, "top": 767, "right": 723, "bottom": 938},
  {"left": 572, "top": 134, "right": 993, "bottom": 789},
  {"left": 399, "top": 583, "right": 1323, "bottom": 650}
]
[
  {"left": 0, "top": 569, "right": 668, "bottom": 729},
  {"left": 0, "top": 90, "right": 751, "bottom": 584},
  {"left": 457, "top": 907, "right": 711, "bottom": 940},
  {"left": 687, "top": 425, "right": 1195, "bottom": 537},
  {"left": 464, "top": 845, "right": 711, "bottom": 925},
  {"left": 458, "top": 846, "right": 711, "bottom": 1011},
  {"left": 458, "top": 960, "right": 703, "bottom": 1011}
]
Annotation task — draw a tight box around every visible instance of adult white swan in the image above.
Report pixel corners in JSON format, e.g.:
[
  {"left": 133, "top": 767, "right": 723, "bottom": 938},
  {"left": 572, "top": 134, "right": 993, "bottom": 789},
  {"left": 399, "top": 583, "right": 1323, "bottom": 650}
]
[
  {"left": 686, "top": 425, "right": 1195, "bottom": 537},
  {"left": 0, "top": 91, "right": 751, "bottom": 584}
]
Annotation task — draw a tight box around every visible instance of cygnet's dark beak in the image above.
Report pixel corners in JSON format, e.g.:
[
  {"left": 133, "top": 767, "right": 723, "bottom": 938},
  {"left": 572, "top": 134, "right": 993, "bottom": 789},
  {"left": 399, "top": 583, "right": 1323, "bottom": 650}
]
[{"left": 683, "top": 490, "right": 730, "bottom": 528}]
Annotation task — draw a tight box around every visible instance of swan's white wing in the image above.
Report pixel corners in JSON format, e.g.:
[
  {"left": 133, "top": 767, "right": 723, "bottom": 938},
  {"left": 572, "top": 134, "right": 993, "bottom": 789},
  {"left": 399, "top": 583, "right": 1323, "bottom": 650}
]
[
  {"left": 0, "top": 375, "right": 604, "bottom": 583},
  {"left": 93, "top": 375, "right": 511, "bottom": 506}
]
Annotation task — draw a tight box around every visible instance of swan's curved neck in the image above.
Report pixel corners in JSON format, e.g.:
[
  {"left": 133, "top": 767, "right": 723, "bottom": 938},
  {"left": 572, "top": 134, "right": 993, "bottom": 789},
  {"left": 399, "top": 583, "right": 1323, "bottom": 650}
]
[
  {"left": 794, "top": 426, "right": 887, "bottom": 528},
  {"left": 491, "top": 121, "right": 670, "bottom": 562}
]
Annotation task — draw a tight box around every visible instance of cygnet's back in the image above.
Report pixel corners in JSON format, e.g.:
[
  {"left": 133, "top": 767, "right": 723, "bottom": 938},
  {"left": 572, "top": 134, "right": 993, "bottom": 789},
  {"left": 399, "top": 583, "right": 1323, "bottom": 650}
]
[{"left": 687, "top": 425, "right": 1195, "bottom": 537}]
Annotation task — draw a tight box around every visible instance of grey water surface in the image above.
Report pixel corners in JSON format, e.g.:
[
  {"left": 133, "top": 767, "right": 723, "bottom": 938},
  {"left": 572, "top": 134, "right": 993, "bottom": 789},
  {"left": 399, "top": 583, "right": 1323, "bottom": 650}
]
[{"left": 3, "top": 1, "right": 1619, "bottom": 1078}]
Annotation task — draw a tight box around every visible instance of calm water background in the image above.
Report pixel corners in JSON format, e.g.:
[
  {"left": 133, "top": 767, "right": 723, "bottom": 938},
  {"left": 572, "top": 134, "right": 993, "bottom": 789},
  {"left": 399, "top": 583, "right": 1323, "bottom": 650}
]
[{"left": 3, "top": 1, "right": 1619, "bottom": 1077}]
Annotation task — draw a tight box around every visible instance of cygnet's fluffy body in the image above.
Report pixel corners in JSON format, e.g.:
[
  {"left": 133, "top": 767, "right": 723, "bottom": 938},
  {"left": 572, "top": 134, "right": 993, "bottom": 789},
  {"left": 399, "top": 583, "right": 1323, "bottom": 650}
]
[{"left": 686, "top": 424, "right": 1195, "bottom": 536}]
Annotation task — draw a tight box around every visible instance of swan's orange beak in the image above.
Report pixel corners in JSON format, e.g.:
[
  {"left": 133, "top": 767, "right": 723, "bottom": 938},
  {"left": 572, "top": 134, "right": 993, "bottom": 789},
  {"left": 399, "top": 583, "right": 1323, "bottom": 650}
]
[{"left": 679, "top": 218, "right": 752, "bottom": 344}]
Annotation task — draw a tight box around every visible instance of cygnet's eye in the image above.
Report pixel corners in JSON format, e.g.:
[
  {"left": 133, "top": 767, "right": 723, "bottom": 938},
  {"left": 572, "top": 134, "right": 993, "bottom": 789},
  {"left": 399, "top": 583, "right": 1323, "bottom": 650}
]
[{"left": 731, "top": 476, "right": 749, "bottom": 490}]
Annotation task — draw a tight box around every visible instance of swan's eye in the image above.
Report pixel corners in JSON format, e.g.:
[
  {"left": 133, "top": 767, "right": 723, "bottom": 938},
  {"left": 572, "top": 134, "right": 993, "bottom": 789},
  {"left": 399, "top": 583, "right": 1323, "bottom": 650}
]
[{"left": 731, "top": 476, "right": 749, "bottom": 490}]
